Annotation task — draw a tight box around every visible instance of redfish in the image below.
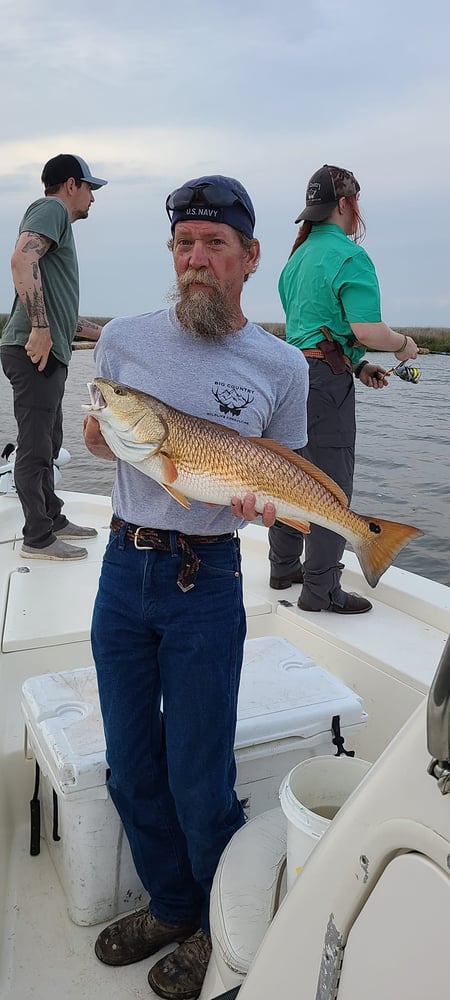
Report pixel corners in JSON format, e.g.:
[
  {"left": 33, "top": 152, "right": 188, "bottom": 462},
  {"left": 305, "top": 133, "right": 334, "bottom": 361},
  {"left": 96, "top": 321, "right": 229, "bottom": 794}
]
[{"left": 84, "top": 378, "right": 422, "bottom": 587}]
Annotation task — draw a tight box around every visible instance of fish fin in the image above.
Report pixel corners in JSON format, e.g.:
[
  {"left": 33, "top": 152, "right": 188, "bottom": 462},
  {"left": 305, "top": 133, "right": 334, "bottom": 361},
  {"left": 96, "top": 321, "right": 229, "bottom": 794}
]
[
  {"left": 160, "top": 452, "right": 178, "bottom": 483},
  {"left": 160, "top": 483, "right": 192, "bottom": 509},
  {"left": 353, "top": 516, "right": 424, "bottom": 588},
  {"left": 276, "top": 516, "right": 311, "bottom": 533},
  {"left": 247, "top": 439, "right": 349, "bottom": 506}
]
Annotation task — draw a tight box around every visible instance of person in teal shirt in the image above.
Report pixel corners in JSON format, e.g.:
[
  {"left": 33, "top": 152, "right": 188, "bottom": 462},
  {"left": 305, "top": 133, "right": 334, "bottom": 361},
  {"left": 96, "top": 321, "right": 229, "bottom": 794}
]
[{"left": 269, "top": 164, "right": 419, "bottom": 614}]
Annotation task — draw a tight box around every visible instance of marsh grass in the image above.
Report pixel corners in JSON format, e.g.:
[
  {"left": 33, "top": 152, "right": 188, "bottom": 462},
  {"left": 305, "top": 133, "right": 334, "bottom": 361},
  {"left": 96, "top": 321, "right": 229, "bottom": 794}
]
[{"left": 1, "top": 315, "right": 450, "bottom": 352}]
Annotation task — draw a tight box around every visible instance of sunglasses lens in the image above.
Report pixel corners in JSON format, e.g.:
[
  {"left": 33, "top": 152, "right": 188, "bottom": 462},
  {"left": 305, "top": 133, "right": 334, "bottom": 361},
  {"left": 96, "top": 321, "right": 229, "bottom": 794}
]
[
  {"left": 200, "top": 185, "right": 237, "bottom": 207},
  {"left": 167, "top": 184, "right": 237, "bottom": 211},
  {"left": 167, "top": 187, "right": 194, "bottom": 210},
  {"left": 166, "top": 183, "right": 254, "bottom": 227}
]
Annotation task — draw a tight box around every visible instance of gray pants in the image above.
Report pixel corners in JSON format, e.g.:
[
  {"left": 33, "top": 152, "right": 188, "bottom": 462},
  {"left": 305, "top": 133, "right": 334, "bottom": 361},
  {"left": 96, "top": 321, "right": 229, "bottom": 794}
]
[
  {"left": 1, "top": 345, "right": 69, "bottom": 547},
  {"left": 269, "top": 359, "right": 356, "bottom": 608}
]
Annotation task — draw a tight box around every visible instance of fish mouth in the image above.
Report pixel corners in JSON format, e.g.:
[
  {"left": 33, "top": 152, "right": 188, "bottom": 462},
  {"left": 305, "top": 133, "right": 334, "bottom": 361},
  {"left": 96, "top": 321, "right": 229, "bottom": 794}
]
[{"left": 82, "top": 382, "right": 107, "bottom": 411}]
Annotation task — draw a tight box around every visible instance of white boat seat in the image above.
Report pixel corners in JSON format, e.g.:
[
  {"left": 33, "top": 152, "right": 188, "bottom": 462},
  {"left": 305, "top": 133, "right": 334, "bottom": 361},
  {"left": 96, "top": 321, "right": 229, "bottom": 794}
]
[{"left": 210, "top": 807, "right": 287, "bottom": 983}]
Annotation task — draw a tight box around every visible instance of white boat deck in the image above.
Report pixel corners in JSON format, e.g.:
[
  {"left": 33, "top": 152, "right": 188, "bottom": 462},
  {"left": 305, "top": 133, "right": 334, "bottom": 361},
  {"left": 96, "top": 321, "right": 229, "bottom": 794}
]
[
  {"left": 3, "top": 829, "right": 157, "bottom": 1000},
  {"left": 1, "top": 493, "right": 449, "bottom": 999}
]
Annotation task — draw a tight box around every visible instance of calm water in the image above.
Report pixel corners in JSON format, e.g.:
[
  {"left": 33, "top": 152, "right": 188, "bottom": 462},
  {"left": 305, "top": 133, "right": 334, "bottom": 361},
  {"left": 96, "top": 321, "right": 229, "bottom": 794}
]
[{"left": 1, "top": 349, "right": 449, "bottom": 585}]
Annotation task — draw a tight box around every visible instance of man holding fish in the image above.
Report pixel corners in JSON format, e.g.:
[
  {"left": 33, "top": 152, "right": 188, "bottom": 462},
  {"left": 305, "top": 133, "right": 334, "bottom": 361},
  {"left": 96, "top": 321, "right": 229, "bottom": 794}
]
[{"left": 83, "top": 175, "right": 310, "bottom": 998}]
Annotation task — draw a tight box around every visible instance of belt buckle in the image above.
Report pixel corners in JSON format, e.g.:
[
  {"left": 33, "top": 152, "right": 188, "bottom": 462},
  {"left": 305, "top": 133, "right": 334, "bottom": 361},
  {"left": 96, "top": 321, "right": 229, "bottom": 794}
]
[{"left": 134, "top": 527, "right": 154, "bottom": 550}]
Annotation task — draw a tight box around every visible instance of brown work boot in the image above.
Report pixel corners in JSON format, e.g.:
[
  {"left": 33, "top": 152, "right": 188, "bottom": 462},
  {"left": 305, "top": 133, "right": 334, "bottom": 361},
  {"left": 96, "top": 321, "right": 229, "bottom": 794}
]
[
  {"left": 148, "top": 929, "right": 212, "bottom": 999},
  {"left": 94, "top": 907, "right": 199, "bottom": 966}
]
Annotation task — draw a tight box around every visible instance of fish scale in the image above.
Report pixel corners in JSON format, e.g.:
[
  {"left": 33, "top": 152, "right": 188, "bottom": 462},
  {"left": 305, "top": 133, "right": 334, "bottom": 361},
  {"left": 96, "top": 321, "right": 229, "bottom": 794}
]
[
  {"left": 167, "top": 411, "right": 361, "bottom": 534},
  {"left": 84, "top": 378, "right": 423, "bottom": 588}
]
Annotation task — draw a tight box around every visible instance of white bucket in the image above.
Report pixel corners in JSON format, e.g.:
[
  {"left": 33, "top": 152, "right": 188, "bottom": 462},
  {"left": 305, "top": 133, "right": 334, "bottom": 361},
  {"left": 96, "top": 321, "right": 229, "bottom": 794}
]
[{"left": 280, "top": 755, "right": 371, "bottom": 889}]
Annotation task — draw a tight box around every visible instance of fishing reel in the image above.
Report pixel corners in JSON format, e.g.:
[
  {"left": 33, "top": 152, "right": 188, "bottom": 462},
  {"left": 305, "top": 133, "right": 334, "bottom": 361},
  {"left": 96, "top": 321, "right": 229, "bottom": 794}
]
[
  {"left": 394, "top": 362, "right": 421, "bottom": 383},
  {"left": 384, "top": 360, "right": 421, "bottom": 384}
]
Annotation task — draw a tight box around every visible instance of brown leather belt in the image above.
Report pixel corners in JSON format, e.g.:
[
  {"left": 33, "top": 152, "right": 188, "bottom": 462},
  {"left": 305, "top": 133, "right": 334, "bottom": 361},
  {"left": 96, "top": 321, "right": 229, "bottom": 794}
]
[
  {"left": 302, "top": 348, "right": 352, "bottom": 367},
  {"left": 110, "top": 515, "right": 234, "bottom": 592}
]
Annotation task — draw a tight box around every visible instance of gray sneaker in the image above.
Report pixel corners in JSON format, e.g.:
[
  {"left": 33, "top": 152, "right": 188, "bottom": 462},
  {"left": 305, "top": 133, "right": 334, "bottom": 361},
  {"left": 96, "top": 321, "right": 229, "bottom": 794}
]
[
  {"left": 21, "top": 539, "right": 88, "bottom": 560},
  {"left": 54, "top": 521, "right": 98, "bottom": 539},
  {"left": 148, "top": 929, "right": 212, "bottom": 999}
]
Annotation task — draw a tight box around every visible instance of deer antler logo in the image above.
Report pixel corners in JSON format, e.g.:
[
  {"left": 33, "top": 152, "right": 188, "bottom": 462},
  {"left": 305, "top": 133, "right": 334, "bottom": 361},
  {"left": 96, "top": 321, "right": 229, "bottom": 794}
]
[{"left": 212, "top": 386, "right": 255, "bottom": 416}]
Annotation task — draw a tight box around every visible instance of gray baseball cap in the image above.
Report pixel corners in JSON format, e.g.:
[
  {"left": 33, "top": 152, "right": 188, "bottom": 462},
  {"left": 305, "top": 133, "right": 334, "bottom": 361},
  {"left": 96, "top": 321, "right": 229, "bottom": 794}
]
[{"left": 41, "top": 154, "right": 107, "bottom": 190}]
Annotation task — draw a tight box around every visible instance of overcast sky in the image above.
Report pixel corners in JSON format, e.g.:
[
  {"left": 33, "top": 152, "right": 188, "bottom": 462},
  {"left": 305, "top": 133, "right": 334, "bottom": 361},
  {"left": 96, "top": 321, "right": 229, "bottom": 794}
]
[{"left": 1, "top": 0, "right": 449, "bottom": 327}]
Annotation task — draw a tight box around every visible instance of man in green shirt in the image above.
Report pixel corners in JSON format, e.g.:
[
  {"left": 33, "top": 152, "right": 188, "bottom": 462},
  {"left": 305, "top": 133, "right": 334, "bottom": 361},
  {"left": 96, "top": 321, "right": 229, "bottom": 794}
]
[{"left": 1, "top": 154, "right": 107, "bottom": 560}]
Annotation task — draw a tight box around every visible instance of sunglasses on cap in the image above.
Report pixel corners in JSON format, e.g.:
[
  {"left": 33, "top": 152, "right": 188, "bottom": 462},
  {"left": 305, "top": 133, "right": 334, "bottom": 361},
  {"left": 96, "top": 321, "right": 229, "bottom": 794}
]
[{"left": 165, "top": 182, "right": 255, "bottom": 227}]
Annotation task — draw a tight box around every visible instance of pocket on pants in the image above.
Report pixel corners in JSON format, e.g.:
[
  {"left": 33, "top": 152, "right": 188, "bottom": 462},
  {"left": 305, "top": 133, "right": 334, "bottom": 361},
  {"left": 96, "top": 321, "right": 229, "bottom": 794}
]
[
  {"left": 196, "top": 537, "right": 242, "bottom": 581},
  {"left": 307, "top": 369, "right": 355, "bottom": 449}
]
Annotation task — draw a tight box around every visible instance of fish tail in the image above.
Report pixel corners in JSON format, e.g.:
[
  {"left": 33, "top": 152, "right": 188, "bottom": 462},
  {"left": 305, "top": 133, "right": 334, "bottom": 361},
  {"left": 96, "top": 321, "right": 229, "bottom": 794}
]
[{"left": 354, "top": 516, "right": 423, "bottom": 588}]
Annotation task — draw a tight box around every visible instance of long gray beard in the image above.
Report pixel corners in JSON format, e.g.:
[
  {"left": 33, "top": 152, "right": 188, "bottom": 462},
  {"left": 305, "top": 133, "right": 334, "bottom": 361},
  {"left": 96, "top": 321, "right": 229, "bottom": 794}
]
[{"left": 169, "top": 271, "right": 236, "bottom": 339}]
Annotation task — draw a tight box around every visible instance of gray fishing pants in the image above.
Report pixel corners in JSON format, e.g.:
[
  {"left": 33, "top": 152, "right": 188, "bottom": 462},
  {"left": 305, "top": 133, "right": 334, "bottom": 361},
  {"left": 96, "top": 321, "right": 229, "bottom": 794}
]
[
  {"left": 268, "top": 359, "right": 356, "bottom": 608},
  {"left": 1, "top": 345, "right": 69, "bottom": 547}
]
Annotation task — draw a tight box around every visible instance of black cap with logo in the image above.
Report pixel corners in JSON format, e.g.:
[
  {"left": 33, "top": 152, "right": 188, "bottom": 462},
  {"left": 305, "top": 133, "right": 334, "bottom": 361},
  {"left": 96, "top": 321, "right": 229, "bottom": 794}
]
[{"left": 295, "top": 164, "right": 360, "bottom": 223}]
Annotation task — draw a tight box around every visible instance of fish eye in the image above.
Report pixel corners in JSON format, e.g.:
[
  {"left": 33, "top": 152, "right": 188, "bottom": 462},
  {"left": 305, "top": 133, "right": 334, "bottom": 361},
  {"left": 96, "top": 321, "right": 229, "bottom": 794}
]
[{"left": 114, "top": 388, "right": 125, "bottom": 395}]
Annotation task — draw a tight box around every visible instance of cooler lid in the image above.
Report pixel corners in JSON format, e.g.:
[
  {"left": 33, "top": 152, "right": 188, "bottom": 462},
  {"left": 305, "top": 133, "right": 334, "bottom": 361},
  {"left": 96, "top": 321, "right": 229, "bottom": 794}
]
[
  {"left": 22, "top": 667, "right": 107, "bottom": 795},
  {"left": 236, "top": 636, "right": 366, "bottom": 748},
  {"left": 21, "top": 637, "right": 367, "bottom": 796}
]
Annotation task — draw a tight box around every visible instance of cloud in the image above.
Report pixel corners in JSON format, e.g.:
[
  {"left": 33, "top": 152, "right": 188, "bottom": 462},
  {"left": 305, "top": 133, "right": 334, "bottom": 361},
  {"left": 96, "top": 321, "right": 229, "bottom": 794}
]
[{"left": 0, "top": 0, "right": 450, "bottom": 324}]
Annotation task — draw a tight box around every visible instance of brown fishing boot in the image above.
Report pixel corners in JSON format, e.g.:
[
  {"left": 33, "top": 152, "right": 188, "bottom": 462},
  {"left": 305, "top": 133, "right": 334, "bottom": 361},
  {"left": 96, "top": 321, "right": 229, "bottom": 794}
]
[
  {"left": 94, "top": 907, "right": 199, "bottom": 966},
  {"left": 148, "top": 929, "right": 212, "bottom": 999}
]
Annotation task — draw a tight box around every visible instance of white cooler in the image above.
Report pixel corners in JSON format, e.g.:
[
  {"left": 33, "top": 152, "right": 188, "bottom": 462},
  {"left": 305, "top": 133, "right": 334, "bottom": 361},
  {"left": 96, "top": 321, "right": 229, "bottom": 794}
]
[{"left": 21, "top": 636, "right": 367, "bottom": 925}]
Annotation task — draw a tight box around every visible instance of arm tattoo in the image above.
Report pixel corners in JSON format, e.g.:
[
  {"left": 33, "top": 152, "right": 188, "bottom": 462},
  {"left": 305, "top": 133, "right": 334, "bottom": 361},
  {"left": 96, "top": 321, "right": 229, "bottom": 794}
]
[
  {"left": 21, "top": 232, "right": 52, "bottom": 258},
  {"left": 80, "top": 318, "right": 100, "bottom": 331},
  {"left": 76, "top": 317, "right": 102, "bottom": 341},
  {"left": 13, "top": 232, "right": 50, "bottom": 327},
  {"left": 24, "top": 289, "right": 49, "bottom": 328}
]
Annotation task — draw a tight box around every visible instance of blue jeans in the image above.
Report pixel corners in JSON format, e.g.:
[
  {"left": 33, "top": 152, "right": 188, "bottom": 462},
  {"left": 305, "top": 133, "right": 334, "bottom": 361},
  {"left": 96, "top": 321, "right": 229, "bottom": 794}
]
[{"left": 91, "top": 524, "right": 246, "bottom": 931}]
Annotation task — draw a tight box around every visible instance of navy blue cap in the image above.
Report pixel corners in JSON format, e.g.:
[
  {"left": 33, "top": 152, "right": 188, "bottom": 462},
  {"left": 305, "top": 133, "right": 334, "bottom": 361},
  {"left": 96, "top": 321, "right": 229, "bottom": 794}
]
[{"left": 167, "top": 174, "right": 255, "bottom": 238}]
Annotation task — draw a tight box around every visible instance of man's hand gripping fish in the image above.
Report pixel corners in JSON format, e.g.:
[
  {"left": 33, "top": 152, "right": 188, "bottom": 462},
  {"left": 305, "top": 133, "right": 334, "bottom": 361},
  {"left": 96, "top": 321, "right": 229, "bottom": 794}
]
[{"left": 85, "top": 378, "right": 422, "bottom": 588}]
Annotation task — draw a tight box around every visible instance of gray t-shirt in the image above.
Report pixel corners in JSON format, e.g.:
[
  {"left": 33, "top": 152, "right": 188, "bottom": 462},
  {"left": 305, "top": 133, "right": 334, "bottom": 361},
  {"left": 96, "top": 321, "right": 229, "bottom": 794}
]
[
  {"left": 2, "top": 197, "right": 78, "bottom": 365},
  {"left": 94, "top": 306, "right": 309, "bottom": 534}
]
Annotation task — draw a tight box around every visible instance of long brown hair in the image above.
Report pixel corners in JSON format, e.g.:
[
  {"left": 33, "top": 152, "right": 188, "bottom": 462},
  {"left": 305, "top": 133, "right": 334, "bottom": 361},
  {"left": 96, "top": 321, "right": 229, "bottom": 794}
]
[
  {"left": 347, "top": 195, "right": 366, "bottom": 243},
  {"left": 288, "top": 197, "right": 366, "bottom": 259},
  {"left": 289, "top": 221, "right": 312, "bottom": 257}
]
